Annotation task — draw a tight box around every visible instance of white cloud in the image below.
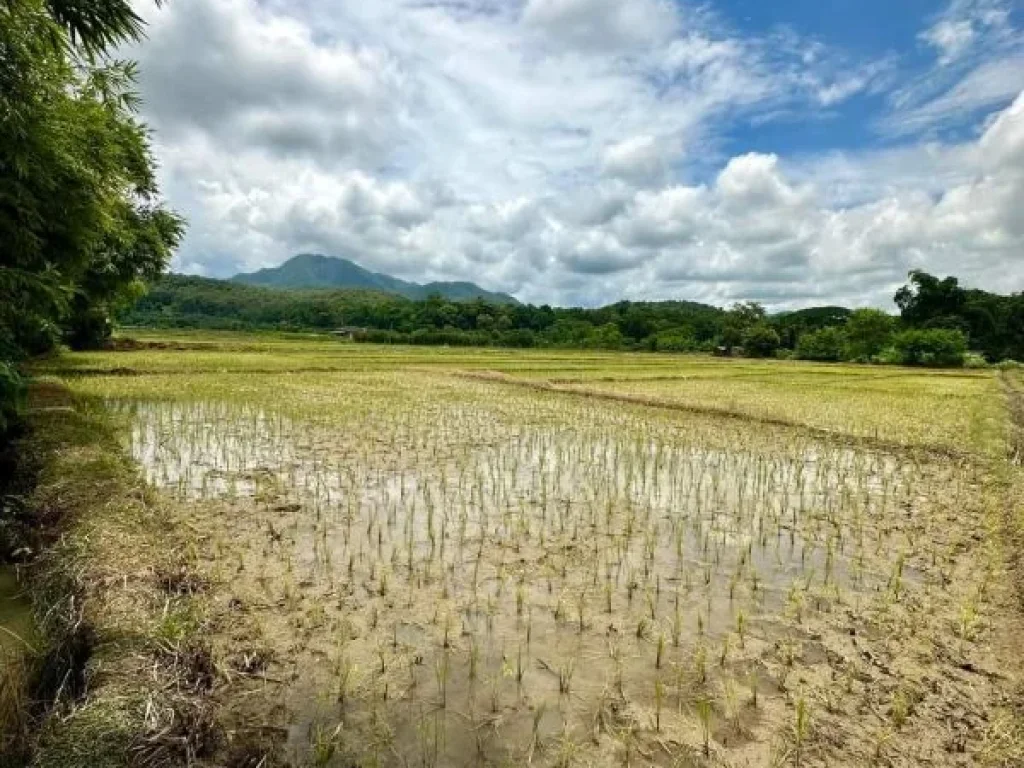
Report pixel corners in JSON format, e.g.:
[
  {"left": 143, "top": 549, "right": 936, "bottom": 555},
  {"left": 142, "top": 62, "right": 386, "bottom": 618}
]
[
  {"left": 921, "top": 20, "right": 977, "bottom": 65},
  {"left": 715, "top": 153, "right": 808, "bottom": 209},
  {"left": 569, "top": 92, "right": 1024, "bottom": 307},
  {"left": 467, "top": 198, "right": 541, "bottom": 242},
  {"left": 888, "top": 0, "right": 1022, "bottom": 135},
  {"left": 128, "top": 0, "right": 1024, "bottom": 309},
  {"left": 601, "top": 135, "right": 669, "bottom": 183},
  {"left": 919, "top": 0, "right": 1014, "bottom": 64},
  {"left": 558, "top": 231, "right": 644, "bottom": 274},
  {"left": 522, "top": 0, "right": 679, "bottom": 51},
  {"left": 885, "top": 56, "right": 1024, "bottom": 135},
  {"left": 616, "top": 185, "right": 706, "bottom": 247}
]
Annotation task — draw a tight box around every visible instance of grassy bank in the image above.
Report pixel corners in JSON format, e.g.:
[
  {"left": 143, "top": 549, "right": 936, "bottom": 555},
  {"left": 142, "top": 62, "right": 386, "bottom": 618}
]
[
  {"left": 1, "top": 381, "right": 216, "bottom": 767},
  {"left": 1001, "top": 370, "right": 1024, "bottom": 610}
]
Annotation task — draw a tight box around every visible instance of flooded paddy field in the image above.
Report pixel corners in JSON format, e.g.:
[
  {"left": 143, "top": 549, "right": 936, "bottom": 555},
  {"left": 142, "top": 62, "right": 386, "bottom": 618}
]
[{"left": 40, "top": 338, "right": 1023, "bottom": 767}]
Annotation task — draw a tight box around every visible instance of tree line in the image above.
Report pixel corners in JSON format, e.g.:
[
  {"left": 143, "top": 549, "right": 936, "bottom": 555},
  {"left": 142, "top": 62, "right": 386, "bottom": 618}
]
[
  {"left": 124, "top": 270, "right": 1024, "bottom": 367},
  {"left": 1, "top": 0, "right": 184, "bottom": 442}
]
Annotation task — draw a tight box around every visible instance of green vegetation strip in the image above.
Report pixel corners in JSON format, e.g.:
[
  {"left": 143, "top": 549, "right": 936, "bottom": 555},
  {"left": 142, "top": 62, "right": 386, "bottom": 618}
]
[{"left": 2, "top": 382, "right": 215, "bottom": 768}]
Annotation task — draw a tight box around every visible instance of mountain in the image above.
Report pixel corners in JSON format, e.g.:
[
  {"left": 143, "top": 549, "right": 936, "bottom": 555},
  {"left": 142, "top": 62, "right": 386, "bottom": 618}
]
[{"left": 231, "top": 253, "right": 518, "bottom": 304}]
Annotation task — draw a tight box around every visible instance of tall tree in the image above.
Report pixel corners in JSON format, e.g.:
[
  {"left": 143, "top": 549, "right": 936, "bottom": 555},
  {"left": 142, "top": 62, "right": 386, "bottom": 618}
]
[
  {"left": 721, "top": 302, "right": 766, "bottom": 350},
  {"left": 0, "top": 0, "right": 183, "bottom": 359},
  {"left": 844, "top": 309, "right": 896, "bottom": 361},
  {"left": 894, "top": 271, "right": 967, "bottom": 327}
]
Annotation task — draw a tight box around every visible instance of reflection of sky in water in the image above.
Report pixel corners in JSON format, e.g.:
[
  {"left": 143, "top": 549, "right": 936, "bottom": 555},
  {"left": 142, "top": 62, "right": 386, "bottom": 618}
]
[
  {"left": 109, "top": 396, "right": 941, "bottom": 766},
  {"left": 113, "top": 398, "right": 916, "bottom": 598}
]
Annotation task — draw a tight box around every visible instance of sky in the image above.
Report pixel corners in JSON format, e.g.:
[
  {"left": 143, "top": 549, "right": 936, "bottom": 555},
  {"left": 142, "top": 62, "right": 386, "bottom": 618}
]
[{"left": 129, "top": 0, "right": 1024, "bottom": 309}]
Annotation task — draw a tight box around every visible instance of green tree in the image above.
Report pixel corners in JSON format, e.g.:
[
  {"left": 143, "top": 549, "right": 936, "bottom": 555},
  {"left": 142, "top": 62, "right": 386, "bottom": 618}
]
[
  {"left": 653, "top": 326, "right": 697, "bottom": 352},
  {"left": 894, "top": 271, "right": 966, "bottom": 327},
  {"left": 586, "top": 323, "right": 625, "bottom": 349},
  {"left": 795, "top": 327, "right": 847, "bottom": 362},
  {"left": 0, "top": 0, "right": 183, "bottom": 435},
  {"left": 771, "top": 306, "right": 850, "bottom": 349},
  {"left": 843, "top": 309, "right": 895, "bottom": 361},
  {"left": 890, "top": 328, "right": 968, "bottom": 367},
  {"left": 741, "top": 323, "right": 781, "bottom": 358},
  {"left": 721, "top": 302, "right": 766, "bottom": 350}
]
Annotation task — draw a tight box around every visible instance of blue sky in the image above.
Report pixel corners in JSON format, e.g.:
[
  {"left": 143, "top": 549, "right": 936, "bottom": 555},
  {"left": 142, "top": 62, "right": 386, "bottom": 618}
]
[
  {"left": 129, "top": 0, "right": 1024, "bottom": 308},
  {"left": 718, "top": 0, "right": 1022, "bottom": 153}
]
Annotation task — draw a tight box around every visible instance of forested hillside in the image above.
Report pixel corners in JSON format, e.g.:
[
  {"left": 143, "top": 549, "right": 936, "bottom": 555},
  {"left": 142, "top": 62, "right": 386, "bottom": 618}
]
[
  {"left": 124, "top": 274, "right": 725, "bottom": 349},
  {"left": 123, "top": 270, "right": 1024, "bottom": 365},
  {"left": 233, "top": 253, "right": 518, "bottom": 304}
]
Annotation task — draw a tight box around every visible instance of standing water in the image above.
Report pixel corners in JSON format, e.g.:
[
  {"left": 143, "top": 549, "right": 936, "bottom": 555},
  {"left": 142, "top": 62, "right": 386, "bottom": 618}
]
[
  {"left": 1, "top": 565, "right": 37, "bottom": 753},
  {"left": 0, "top": 567, "right": 35, "bottom": 656}
]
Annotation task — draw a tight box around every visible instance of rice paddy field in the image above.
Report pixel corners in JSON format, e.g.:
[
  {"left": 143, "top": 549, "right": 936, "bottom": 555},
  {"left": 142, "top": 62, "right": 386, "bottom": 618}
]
[{"left": 32, "top": 332, "right": 1024, "bottom": 767}]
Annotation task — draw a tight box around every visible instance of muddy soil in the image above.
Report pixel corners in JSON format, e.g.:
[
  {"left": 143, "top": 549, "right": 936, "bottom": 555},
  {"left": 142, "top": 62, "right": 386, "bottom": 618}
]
[{"left": 101, "top": 380, "right": 1024, "bottom": 768}]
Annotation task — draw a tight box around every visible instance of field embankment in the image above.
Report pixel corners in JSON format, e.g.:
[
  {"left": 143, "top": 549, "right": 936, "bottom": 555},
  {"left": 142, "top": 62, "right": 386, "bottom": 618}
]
[{"left": 1, "top": 382, "right": 220, "bottom": 767}]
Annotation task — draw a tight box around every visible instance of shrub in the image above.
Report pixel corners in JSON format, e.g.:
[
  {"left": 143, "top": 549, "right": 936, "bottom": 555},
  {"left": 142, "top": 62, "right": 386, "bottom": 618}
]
[
  {"left": 495, "top": 329, "right": 536, "bottom": 348},
  {"left": 653, "top": 328, "right": 698, "bottom": 353},
  {"left": 875, "top": 346, "right": 903, "bottom": 365},
  {"left": 64, "top": 306, "right": 114, "bottom": 351},
  {"left": 844, "top": 309, "right": 896, "bottom": 361},
  {"left": 354, "top": 329, "right": 404, "bottom": 344},
  {"left": 741, "top": 324, "right": 781, "bottom": 358},
  {"left": 962, "top": 352, "right": 989, "bottom": 369},
  {"left": 795, "top": 327, "right": 847, "bottom": 362},
  {"left": 584, "top": 323, "right": 625, "bottom": 350},
  {"left": 0, "top": 361, "right": 24, "bottom": 439},
  {"left": 890, "top": 328, "right": 968, "bottom": 367},
  {"left": 409, "top": 329, "right": 491, "bottom": 347}
]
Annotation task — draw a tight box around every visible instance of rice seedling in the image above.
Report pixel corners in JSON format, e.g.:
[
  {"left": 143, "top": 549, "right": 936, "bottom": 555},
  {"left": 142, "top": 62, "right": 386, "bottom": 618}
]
[
  {"left": 696, "top": 695, "right": 713, "bottom": 757},
  {"left": 558, "top": 657, "right": 576, "bottom": 696},
  {"left": 654, "top": 678, "right": 665, "bottom": 732},
  {"left": 891, "top": 686, "right": 911, "bottom": 730},
  {"left": 434, "top": 652, "right": 450, "bottom": 708},
  {"left": 694, "top": 642, "right": 708, "bottom": 686},
  {"left": 53, "top": 341, "right": 1013, "bottom": 768},
  {"left": 793, "top": 695, "right": 811, "bottom": 766},
  {"left": 526, "top": 701, "right": 547, "bottom": 763},
  {"left": 309, "top": 721, "right": 344, "bottom": 767}
]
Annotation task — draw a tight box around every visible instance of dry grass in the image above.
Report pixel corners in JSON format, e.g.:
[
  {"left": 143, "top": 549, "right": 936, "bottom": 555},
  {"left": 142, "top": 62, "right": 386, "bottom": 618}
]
[{"left": 4, "top": 384, "right": 223, "bottom": 767}]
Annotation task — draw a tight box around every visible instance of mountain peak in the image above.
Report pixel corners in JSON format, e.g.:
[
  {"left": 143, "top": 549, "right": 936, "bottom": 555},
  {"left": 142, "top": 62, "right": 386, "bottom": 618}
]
[{"left": 231, "top": 254, "right": 518, "bottom": 304}]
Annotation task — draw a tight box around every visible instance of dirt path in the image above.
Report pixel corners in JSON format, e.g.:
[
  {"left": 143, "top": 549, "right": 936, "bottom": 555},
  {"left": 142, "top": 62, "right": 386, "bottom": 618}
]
[{"left": 987, "top": 370, "right": 1024, "bottom": 763}]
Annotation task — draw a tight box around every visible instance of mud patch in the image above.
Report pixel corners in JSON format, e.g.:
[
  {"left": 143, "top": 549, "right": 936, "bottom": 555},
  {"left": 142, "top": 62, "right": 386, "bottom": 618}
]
[{"left": 101, "top": 389, "right": 1021, "bottom": 766}]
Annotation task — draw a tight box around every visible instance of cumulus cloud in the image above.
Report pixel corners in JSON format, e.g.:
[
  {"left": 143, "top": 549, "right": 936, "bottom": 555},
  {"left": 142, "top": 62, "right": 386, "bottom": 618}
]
[
  {"left": 128, "top": 0, "right": 1024, "bottom": 309},
  {"left": 137, "top": 0, "right": 402, "bottom": 166},
  {"left": 552, "top": 93, "right": 1024, "bottom": 307},
  {"left": 601, "top": 135, "right": 669, "bottom": 184},
  {"left": 615, "top": 186, "right": 706, "bottom": 247},
  {"left": 522, "top": 0, "right": 679, "bottom": 51}
]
